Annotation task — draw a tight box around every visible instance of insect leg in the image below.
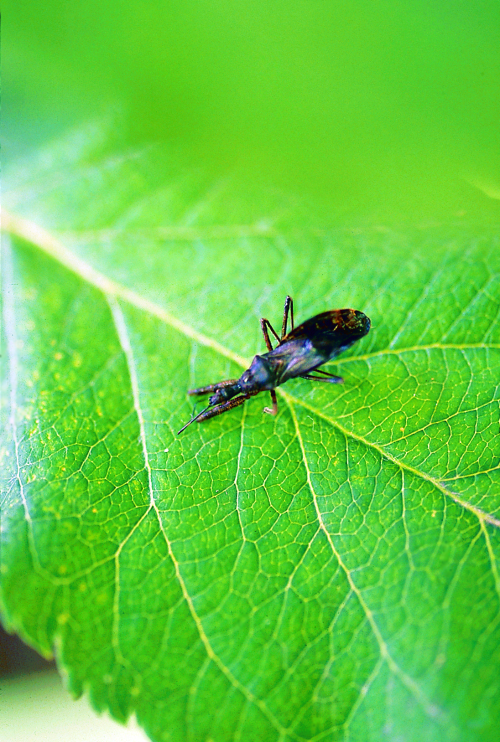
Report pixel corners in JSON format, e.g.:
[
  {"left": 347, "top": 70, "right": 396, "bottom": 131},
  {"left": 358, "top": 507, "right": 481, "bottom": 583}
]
[
  {"left": 314, "top": 368, "right": 343, "bottom": 379},
  {"left": 281, "top": 295, "right": 294, "bottom": 338},
  {"left": 188, "top": 379, "right": 239, "bottom": 396},
  {"left": 300, "top": 374, "right": 344, "bottom": 383},
  {"left": 260, "top": 318, "right": 280, "bottom": 350},
  {"left": 263, "top": 389, "right": 278, "bottom": 416},
  {"left": 195, "top": 391, "right": 260, "bottom": 423}
]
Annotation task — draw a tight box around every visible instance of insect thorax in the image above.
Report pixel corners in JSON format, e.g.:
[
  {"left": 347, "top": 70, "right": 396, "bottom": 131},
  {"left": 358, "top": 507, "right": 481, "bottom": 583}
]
[{"left": 239, "top": 355, "right": 276, "bottom": 392}]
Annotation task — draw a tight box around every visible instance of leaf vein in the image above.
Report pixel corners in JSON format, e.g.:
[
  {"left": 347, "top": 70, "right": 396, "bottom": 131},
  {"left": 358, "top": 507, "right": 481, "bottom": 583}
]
[
  {"left": 286, "top": 398, "right": 442, "bottom": 722},
  {"left": 108, "top": 297, "right": 289, "bottom": 738},
  {"left": 281, "top": 388, "right": 500, "bottom": 530},
  {"left": 4, "top": 210, "right": 499, "bottom": 531}
]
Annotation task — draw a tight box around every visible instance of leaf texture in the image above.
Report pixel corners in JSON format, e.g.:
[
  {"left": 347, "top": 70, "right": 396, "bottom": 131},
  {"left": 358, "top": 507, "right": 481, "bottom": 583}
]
[{"left": 2, "top": 121, "right": 500, "bottom": 742}]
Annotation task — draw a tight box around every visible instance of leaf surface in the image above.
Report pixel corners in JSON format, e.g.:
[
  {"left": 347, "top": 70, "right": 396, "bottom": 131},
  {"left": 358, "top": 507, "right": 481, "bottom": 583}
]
[{"left": 2, "top": 121, "right": 500, "bottom": 742}]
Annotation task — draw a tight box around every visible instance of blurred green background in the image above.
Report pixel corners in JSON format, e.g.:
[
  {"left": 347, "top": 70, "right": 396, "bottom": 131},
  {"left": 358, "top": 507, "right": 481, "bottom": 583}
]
[{"left": 5, "top": 0, "right": 500, "bottom": 219}]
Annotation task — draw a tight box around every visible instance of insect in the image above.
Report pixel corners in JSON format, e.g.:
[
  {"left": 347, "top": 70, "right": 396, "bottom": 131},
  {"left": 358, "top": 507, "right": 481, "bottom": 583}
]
[{"left": 178, "top": 296, "right": 370, "bottom": 434}]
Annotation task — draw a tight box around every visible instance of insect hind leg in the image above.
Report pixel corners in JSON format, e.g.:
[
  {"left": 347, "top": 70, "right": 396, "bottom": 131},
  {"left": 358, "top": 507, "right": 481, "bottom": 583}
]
[
  {"left": 300, "top": 373, "right": 344, "bottom": 384},
  {"left": 188, "top": 379, "right": 239, "bottom": 396}
]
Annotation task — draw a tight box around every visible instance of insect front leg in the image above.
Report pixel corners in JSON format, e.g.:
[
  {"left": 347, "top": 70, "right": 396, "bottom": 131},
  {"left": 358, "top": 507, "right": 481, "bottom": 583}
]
[
  {"left": 195, "top": 391, "right": 260, "bottom": 423},
  {"left": 188, "top": 379, "right": 239, "bottom": 396},
  {"left": 281, "top": 295, "right": 294, "bottom": 338},
  {"left": 263, "top": 389, "right": 278, "bottom": 416}
]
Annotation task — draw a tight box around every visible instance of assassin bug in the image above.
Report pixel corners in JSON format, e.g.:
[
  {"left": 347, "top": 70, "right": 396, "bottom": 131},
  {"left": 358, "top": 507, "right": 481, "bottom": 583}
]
[{"left": 178, "top": 296, "right": 370, "bottom": 434}]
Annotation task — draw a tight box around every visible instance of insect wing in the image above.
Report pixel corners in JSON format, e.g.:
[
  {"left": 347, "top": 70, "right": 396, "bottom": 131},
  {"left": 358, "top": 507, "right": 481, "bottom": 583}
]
[
  {"left": 282, "top": 309, "right": 370, "bottom": 361},
  {"left": 264, "top": 337, "right": 327, "bottom": 381}
]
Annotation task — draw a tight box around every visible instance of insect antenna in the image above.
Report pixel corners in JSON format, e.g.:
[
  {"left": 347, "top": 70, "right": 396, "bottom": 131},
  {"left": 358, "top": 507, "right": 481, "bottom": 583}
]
[{"left": 177, "top": 403, "right": 211, "bottom": 435}]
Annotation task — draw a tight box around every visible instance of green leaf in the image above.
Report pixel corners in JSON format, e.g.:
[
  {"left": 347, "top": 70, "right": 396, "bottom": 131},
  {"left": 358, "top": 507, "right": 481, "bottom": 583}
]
[{"left": 2, "top": 120, "right": 500, "bottom": 742}]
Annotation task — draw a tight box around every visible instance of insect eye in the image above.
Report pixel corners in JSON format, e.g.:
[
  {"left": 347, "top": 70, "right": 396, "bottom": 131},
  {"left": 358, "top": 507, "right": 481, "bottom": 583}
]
[{"left": 210, "top": 387, "right": 229, "bottom": 405}]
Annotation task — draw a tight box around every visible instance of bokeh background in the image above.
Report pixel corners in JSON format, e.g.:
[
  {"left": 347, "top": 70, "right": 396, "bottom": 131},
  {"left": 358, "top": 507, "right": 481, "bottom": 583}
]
[{"left": 5, "top": 0, "right": 500, "bottom": 219}]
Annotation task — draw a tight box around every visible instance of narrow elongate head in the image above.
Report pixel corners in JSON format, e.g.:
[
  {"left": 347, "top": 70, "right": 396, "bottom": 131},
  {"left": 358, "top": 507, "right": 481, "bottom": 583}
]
[{"left": 209, "top": 383, "right": 241, "bottom": 406}]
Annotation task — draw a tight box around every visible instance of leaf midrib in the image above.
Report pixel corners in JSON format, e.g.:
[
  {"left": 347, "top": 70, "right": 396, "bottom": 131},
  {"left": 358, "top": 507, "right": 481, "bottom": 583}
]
[
  {"left": 4, "top": 207, "right": 499, "bottom": 735},
  {"left": 2, "top": 208, "right": 499, "bottom": 531}
]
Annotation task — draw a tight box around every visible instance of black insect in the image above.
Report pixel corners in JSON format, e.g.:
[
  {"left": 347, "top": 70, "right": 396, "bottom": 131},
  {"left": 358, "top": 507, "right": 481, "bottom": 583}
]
[{"left": 178, "top": 296, "right": 370, "bottom": 434}]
